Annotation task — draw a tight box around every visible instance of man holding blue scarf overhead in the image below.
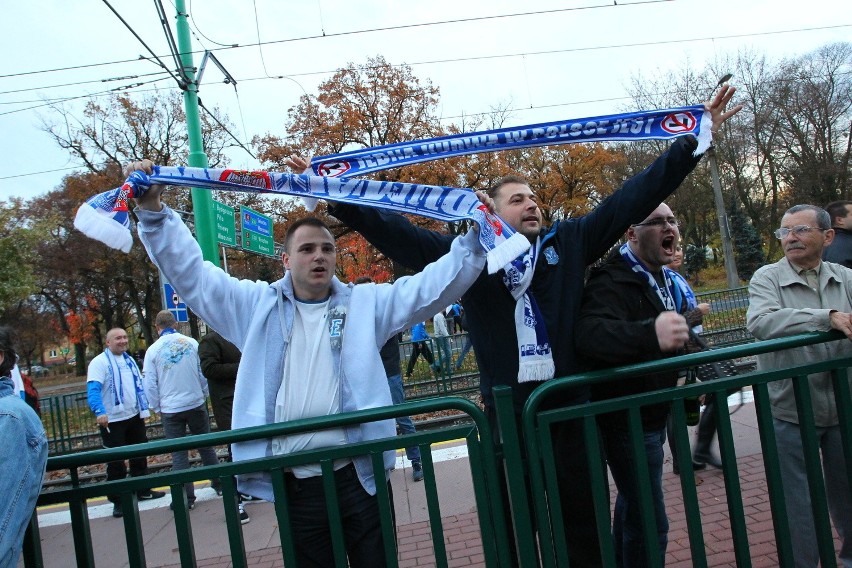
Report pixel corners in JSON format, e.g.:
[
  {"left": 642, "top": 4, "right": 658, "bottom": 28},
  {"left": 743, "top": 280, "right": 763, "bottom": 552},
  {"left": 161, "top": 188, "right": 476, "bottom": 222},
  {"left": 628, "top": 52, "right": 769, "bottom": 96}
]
[
  {"left": 87, "top": 327, "right": 166, "bottom": 518},
  {"left": 305, "top": 86, "right": 741, "bottom": 566}
]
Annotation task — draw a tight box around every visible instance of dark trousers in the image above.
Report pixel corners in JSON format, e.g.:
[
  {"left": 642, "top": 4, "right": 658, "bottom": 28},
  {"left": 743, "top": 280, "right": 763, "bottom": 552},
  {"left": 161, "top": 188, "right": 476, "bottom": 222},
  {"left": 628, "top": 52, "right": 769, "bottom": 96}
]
[
  {"left": 99, "top": 414, "right": 150, "bottom": 503},
  {"left": 405, "top": 341, "right": 434, "bottom": 376},
  {"left": 284, "top": 463, "right": 394, "bottom": 567},
  {"left": 161, "top": 404, "right": 221, "bottom": 498},
  {"left": 485, "top": 406, "right": 603, "bottom": 568}
]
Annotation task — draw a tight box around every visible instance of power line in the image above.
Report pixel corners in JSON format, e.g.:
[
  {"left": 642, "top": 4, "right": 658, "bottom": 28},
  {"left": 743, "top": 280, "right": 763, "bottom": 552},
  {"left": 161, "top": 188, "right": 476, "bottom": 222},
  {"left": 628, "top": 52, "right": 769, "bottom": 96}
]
[
  {"left": 1, "top": 1, "right": 668, "bottom": 80},
  {"left": 0, "top": 71, "right": 169, "bottom": 97}
]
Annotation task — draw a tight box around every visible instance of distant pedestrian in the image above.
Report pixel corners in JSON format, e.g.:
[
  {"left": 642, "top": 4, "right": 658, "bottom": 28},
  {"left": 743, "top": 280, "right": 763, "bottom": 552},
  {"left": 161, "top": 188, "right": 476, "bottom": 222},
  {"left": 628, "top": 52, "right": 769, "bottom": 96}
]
[
  {"left": 405, "top": 322, "right": 435, "bottom": 379},
  {"left": 87, "top": 327, "right": 165, "bottom": 518},
  {"left": 143, "top": 311, "right": 221, "bottom": 511},
  {"left": 0, "top": 327, "right": 48, "bottom": 566}
]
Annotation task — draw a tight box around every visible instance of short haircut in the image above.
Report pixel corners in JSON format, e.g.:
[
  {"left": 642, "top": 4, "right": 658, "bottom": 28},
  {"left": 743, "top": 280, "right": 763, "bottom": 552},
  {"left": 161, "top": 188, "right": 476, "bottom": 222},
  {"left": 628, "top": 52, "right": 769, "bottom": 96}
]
[
  {"left": 0, "top": 326, "right": 17, "bottom": 377},
  {"left": 825, "top": 201, "right": 852, "bottom": 226},
  {"left": 155, "top": 310, "right": 177, "bottom": 329},
  {"left": 487, "top": 174, "right": 529, "bottom": 200},
  {"left": 283, "top": 217, "right": 334, "bottom": 253},
  {"left": 784, "top": 204, "right": 831, "bottom": 230}
]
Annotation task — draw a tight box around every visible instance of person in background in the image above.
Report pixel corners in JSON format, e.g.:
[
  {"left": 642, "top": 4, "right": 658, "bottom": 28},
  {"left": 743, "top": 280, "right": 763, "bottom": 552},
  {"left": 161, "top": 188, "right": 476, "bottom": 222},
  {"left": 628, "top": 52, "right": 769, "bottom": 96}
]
[
  {"left": 405, "top": 322, "right": 436, "bottom": 379},
  {"left": 198, "top": 329, "right": 251, "bottom": 523},
  {"left": 355, "top": 276, "right": 424, "bottom": 482},
  {"left": 665, "top": 245, "right": 716, "bottom": 474},
  {"left": 0, "top": 327, "right": 48, "bottom": 566},
  {"left": 431, "top": 309, "right": 452, "bottom": 377},
  {"left": 86, "top": 327, "right": 166, "bottom": 518},
  {"left": 143, "top": 310, "right": 221, "bottom": 512},
  {"left": 747, "top": 204, "right": 852, "bottom": 567},
  {"left": 822, "top": 200, "right": 852, "bottom": 269}
]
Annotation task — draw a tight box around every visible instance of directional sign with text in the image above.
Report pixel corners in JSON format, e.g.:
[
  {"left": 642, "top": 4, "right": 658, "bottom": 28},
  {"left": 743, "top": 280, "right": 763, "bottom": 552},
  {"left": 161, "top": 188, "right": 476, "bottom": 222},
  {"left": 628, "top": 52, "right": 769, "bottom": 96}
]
[
  {"left": 213, "top": 200, "right": 237, "bottom": 247},
  {"left": 240, "top": 205, "right": 275, "bottom": 256}
]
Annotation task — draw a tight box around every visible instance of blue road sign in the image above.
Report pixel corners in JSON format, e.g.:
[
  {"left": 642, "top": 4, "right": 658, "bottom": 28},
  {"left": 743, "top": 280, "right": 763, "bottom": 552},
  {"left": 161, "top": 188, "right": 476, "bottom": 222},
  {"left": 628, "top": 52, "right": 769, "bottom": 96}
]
[
  {"left": 241, "top": 206, "right": 272, "bottom": 236},
  {"left": 163, "top": 283, "right": 188, "bottom": 323}
]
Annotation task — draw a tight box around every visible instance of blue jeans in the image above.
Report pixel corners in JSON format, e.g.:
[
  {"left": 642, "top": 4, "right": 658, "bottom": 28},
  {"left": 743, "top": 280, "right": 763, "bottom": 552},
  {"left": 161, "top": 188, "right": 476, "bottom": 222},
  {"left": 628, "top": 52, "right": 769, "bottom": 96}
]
[
  {"left": 603, "top": 426, "right": 668, "bottom": 567},
  {"left": 161, "top": 404, "right": 221, "bottom": 498},
  {"left": 433, "top": 336, "right": 452, "bottom": 375},
  {"left": 454, "top": 336, "right": 474, "bottom": 369},
  {"left": 386, "top": 374, "right": 421, "bottom": 463},
  {"left": 774, "top": 418, "right": 852, "bottom": 568},
  {"left": 0, "top": 378, "right": 48, "bottom": 567},
  {"left": 285, "top": 463, "right": 393, "bottom": 567}
]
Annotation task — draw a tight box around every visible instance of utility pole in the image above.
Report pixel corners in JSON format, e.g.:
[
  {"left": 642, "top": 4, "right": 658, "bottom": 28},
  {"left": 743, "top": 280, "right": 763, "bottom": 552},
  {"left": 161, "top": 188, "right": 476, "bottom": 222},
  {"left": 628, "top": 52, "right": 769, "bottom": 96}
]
[
  {"left": 708, "top": 73, "right": 739, "bottom": 288},
  {"left": 174, "top": 0, "right": 219, "bottom": 266}
]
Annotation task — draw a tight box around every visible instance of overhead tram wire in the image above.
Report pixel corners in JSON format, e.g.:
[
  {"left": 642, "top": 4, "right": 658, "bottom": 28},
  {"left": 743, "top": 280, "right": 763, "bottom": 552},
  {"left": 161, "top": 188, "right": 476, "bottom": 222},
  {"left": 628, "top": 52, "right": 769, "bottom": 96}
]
[
  {"left": 0, "top": 71, "right": 171, "bottom": 97},
  {"left": 2, "top": 0, "right": 670, "bottom": 80},
  {"left": 100, "top": 0, "right": 186, "bottom": 88},
  {"left": 197, "top": 98, "right": 256, "bottom": 159}
]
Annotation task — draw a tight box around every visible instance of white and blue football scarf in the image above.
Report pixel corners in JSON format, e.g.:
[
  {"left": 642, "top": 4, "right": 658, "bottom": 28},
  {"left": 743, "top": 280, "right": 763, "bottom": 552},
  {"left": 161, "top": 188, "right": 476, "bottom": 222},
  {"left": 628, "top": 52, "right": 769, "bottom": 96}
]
[
  {"left": 74, "top": 105, "right": 711, "bottom": 271},
  {"left": 310, "top": 105, "right": 711, "bottom": 177},
  {"left": 104, "top": 349, "right": 150, "bottom": 419},
  {"left": 619, "top": 243, "right": 680, "bottom": 312},
  {"left": 503, "top": 237, "right": 555, "bottom": 383}
]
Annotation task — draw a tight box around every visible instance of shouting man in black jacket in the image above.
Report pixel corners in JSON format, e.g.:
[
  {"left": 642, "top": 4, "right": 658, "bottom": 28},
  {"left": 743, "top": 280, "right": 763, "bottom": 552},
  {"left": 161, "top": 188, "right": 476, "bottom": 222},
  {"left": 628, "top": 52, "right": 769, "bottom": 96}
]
[{"left": 576, "top": 202, "right": 691, "bottom": 567}]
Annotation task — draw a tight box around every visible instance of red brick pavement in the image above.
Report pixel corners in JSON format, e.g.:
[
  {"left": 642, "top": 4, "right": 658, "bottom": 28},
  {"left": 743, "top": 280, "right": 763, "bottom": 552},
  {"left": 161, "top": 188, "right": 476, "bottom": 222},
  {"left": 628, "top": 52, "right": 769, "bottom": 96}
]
[{"left": 159, "top": 451, "right": 845, "bottom": 568}]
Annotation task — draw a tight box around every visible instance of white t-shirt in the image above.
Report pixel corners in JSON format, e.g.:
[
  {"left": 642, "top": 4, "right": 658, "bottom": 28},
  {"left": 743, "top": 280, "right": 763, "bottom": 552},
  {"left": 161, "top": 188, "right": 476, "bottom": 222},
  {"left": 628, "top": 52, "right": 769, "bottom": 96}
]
[
  {"left": 87, "top": 352, "right": 140, "bottom": 422},
  {"left": 272, "top": 299, "right": 348, "bottom": 478},
  {"left": 433, "top": 311, "right": 449, "bottom": 337}
]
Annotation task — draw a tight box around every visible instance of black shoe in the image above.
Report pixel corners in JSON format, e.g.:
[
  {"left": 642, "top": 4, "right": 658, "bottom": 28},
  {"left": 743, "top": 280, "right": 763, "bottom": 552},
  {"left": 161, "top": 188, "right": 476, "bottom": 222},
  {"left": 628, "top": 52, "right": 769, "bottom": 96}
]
[
  {"left": 238, "top": 503, "right": 250, "bottom": 524},
  {"left": 169, "top": 498, "right": 196, "bottom": 511},
  {"left": 412, "top": 461, "right": 424, "bottom": 482},
  {"left": 214, "top": 486, "right": 223, "bottom": 497},
  {"left": 673, "top": 460, "right": 706, "bottom": 476},
  {"left": 239, "top": 492, "right": 262, "bottom": 502},
  {"left": 138, "top": 489, "right": 166, "bottom": 500},
  {"left": 112, "top": 503, "right": 123, "bottom": 518}
]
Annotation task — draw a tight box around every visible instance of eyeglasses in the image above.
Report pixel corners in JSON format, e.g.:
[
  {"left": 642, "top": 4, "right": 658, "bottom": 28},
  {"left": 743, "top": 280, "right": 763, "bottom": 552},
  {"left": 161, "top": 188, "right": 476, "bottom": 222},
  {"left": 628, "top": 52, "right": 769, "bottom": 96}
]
[
  {"left": 632, "top": 217, "right": 680, "bottom": 229},
  {"left": 773, "top": 225, "right": 827, "bottom": 239}
]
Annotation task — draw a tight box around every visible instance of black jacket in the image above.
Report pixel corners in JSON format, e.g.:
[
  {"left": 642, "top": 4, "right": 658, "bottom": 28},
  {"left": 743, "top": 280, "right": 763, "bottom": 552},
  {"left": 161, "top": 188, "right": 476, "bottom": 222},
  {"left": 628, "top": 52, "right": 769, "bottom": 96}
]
[
  {"left": 330, "top": 136, "right": 701, "bottom": 413},
  {"left": 198, "top": 331, "right": 241, "bottom": 430},
  {"left": 575, "top": 249, "right": 688, "bottom": 431},
  {"left": 823, "top": 227, "right": 852, "bottom": 269}
]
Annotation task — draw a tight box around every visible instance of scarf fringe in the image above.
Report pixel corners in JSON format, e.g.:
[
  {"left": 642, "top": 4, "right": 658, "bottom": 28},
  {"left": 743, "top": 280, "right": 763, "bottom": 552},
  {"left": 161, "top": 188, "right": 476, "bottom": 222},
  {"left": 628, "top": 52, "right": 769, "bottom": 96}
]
[
  {"left": 74, "top": 202, "right": 133, "bottom": 253},
  {"left": 518, "top": 359, "right": 557, "bottom": 383}
]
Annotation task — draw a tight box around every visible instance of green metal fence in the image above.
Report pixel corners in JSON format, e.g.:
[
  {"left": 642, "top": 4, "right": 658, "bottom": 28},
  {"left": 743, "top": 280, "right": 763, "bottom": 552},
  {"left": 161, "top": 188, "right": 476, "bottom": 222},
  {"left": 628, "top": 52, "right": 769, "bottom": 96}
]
[
  {"left": 25, "top": 331, "right": 850, "bottom": 567},
  {"left": 512, "top": 330, "right": 851, "bottom": 568},
  {"left": 24, "top": 397, "right": 513, "bottom": 568}
]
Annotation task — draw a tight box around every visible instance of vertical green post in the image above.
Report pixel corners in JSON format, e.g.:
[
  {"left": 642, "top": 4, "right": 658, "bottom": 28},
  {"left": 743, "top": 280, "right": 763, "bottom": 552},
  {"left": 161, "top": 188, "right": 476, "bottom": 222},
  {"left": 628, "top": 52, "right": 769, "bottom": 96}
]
[{"left": 174, "top": 0, "right": 219, "bottom": 266}]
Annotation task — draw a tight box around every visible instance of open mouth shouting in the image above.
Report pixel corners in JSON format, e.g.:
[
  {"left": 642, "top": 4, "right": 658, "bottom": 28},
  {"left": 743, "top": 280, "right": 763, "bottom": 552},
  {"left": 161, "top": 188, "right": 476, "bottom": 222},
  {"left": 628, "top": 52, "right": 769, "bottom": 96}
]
[{"left": 661, "top": 234, "right": 677, "bottom": 257}]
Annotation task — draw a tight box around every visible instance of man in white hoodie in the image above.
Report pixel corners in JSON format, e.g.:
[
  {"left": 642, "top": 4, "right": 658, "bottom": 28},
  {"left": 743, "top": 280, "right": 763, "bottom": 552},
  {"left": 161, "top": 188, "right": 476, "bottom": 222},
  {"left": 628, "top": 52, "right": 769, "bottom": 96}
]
[
  {"left": 143, "top": 310, "right": 221, "bottom": 511},
  {"left": 129, "top": 159, "right": 491, "bottom": 568}
]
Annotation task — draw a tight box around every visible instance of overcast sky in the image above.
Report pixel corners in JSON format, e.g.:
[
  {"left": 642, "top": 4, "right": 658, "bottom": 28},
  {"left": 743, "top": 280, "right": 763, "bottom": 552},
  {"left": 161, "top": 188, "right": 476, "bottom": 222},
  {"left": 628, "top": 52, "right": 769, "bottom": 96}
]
[{"left": 1, "top": 0, "right": 849, "bottom": 201}]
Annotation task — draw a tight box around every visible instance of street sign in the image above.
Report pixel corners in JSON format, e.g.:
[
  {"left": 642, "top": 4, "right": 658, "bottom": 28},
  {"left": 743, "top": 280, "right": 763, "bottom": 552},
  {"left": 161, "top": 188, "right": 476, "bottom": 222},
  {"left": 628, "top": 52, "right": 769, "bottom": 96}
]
[
  {"left": 213, "top": 200, "right": 237, "bottom": 247},
  {"left": 163, "top": 282, "right": 189, "bottom": 323},
  {"left": 240, "top": 205, "right": 272, "bottom": 236},
  {"left": 240, "top": 205, "right": 276, "bottom": 256}
]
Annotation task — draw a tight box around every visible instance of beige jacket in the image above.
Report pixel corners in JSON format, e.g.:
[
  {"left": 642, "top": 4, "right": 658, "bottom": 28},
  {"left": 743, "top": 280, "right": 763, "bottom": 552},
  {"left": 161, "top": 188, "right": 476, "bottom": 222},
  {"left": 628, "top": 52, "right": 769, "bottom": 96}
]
[{"left": 746, "top": 258, "right": 852, "bottom": 426}]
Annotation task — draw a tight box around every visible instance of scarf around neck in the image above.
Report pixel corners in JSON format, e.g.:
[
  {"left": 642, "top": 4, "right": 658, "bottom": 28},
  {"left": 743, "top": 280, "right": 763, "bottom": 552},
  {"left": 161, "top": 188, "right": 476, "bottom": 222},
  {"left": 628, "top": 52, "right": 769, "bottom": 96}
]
[
  {"left": 104, "top": 349, "right": 150, "bottom": 419},
  {"left": 619, "top": 243, "right": 681, "bottom": 312},
  {"left": 503, "top": 237, "right": 555, "bottom": 383}
]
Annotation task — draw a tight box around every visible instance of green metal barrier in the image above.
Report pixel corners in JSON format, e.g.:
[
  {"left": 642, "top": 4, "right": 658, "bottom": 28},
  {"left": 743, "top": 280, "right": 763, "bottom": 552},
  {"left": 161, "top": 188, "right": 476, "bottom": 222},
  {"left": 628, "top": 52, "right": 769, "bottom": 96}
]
[
  {"left": 516, "top": 331, "right": 851, "bottom": 568},
  {"left": 23, "top": 397, "right": 512, "bottom": 568},
  {"left": 23, "top": 331, "right": 850, "bottom": 567}
]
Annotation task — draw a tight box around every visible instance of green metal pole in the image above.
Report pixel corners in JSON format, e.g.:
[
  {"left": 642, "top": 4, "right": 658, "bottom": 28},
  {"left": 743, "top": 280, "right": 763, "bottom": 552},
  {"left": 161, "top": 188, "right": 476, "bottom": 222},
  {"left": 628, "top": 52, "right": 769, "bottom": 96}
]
[{"left": 174, "top": 0, "right": 219, "bottom": 266}]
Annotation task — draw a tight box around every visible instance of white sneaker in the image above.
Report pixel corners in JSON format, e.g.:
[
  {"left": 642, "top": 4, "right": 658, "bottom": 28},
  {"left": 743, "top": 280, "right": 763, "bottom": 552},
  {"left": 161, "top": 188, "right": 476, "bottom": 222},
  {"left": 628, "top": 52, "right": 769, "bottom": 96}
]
[{"left": 238, "top": 503, "right": 250, "bottom": 525}]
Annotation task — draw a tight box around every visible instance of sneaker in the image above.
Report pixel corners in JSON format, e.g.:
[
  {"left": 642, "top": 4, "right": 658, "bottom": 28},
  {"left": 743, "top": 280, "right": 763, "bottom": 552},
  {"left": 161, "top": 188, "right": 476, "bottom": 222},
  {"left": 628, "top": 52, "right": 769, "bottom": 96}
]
[
  {"left": 239, "top": 492, "right": 262, "bottom": 502},
  {"left": 214, "top": 486, "right": 223, "bottom": 497},
  {"left": 138, "top": 489, "right": 166, "bottom": 500},
  {"left": 238, "top": 503, "right": 251, "bottom": 524},
  {"left": 112, "top": 503, "right": 123, "bottom": 518},
  {"left": 412, "top": 461, "right": 424, "bottom": 482}
]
